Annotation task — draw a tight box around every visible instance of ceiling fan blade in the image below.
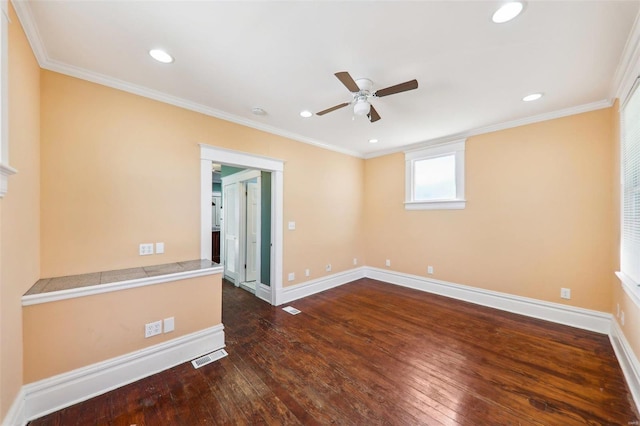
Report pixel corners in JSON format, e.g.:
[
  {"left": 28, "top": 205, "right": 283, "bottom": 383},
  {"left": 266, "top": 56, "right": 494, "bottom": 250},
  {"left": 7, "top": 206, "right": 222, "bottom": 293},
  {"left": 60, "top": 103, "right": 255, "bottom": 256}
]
[
  {"left": 368, "top": 105, "right": 381, "bottom": 123},
  {"left": 335, "top": 71, "right": 360, "bottom": 92},
  {"left": 316, "top": 102, "right": 350, "bottom": 116},
  {"left": 374, "top": 79, "right": 418, "bottom": 97}
]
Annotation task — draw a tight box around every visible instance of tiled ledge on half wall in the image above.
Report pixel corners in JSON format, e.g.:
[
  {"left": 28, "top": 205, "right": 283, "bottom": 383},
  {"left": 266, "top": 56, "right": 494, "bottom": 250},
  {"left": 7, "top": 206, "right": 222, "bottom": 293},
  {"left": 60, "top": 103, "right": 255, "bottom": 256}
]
[{"left": 22, "top": 259, "right": 223, "bottom": 306}]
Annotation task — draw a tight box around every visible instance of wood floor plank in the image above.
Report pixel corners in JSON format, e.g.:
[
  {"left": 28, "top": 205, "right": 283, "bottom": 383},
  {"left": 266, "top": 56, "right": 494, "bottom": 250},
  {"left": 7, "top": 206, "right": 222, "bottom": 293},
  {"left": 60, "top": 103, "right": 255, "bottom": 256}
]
[{"left": 29, "top": 278, "right": 639, "bottom": 425}]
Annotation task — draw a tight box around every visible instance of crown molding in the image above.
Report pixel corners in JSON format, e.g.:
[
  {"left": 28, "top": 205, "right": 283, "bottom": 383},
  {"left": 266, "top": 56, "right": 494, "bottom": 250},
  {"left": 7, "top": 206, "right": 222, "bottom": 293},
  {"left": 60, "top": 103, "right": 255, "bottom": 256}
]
[
  {"left": 611, "top": 8, "right": 640, "bottom": 102},
  {"left": 10, "top": 0, "right": 624, "bottom": 162},
  {"left": 12, "top": 1, "right": 364, "bottom": 159},
  {"left": 364, "top": 99, "right": 612, "bottom": 159},
  {"left": 11, "top": 0, "right": 47, "bottom": 67},
  {"left": 44, "top": 58, "right": 364, "bottom": 158},
  {"left": 11, "top": 0, "right": 363, "bottom": 159}
]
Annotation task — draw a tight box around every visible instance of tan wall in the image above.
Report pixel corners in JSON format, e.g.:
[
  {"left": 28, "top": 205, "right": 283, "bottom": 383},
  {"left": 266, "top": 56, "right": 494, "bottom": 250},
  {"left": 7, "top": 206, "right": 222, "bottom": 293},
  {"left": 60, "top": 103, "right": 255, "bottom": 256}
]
[
  {"left": 364, "top": 108, "right": 615, "bottom": 312},
  {"left": 0, "top": 4, "right": 41, "bottom": 419},
  {"left": 23, "top": 274, "right": 221, "bottom": 383},
  {"left": 280, "top": 140, "right": 365, "bottom": 283},
  {"left": 40, "top": 71, "right": 365, "bottom": 283}
]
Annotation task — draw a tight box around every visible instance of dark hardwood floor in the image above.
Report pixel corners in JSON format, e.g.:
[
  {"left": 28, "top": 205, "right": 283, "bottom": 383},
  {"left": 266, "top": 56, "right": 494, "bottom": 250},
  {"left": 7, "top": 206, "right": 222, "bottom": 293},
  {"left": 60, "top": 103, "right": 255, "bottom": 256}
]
[{"left": 30, "top": 278, "right": 639, "bottom": 425}]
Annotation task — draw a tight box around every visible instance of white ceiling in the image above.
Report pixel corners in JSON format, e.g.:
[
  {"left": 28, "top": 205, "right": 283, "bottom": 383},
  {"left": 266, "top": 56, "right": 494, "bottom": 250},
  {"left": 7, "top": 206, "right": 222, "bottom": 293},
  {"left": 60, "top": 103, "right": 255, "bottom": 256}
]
[{"left": 14, "top": 1, "right": 640, "bottom": 158}]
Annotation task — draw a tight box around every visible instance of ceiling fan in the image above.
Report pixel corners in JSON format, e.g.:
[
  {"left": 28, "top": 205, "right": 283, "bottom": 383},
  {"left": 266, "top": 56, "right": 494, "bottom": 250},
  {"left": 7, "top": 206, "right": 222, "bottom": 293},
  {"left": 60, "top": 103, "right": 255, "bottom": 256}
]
[{"left": 316, "top": 71, "right": 418, "bottom": 123}]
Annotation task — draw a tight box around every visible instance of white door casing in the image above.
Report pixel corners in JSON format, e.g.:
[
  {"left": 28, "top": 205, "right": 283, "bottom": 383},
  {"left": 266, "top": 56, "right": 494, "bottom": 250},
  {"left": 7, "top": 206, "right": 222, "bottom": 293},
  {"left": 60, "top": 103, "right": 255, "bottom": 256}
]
[{"left": 200, "top": 144, "right": 284, "bottom": 306}]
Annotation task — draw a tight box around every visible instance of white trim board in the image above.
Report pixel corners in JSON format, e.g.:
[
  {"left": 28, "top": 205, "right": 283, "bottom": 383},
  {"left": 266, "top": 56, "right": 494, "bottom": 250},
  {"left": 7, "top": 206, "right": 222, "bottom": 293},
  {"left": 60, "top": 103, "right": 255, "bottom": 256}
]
[
  {"left": 278, "top": 266, "right": 611, "bottom": 334},
  {"left": 20, "top": 324, "right": 225, "bottom": 423},
  {"left": 5, "top": 268, "right": 638, "bottom": 424},
  {"left": 2, "top": 387, "right": 25, "bottom": 426},
  {"left": 610, "top": 319, "right": 640, "bottom": 411},
  {"left": 611, "top": 8, "right": 640, "bottom": 101},
  {"left": 364, "top": 100, "right": 612, "bottom": 159},
  {"left": 364, "top": 267, "right": 612, "bottom": 335},
  {"left": 200, "top": 144, "right": 284, "bottom": 306},
  {"left": 12, "top": 0, "right": 621, "bottom": 162},
  {"left": 11, "top": 0, "right": 362, "bottom": 159},
  {"left": 279, "top": 267, "right": 366, "bottom": 305},
  {"left": 22, "top": 266, "right": 223, "bottom": 306}
]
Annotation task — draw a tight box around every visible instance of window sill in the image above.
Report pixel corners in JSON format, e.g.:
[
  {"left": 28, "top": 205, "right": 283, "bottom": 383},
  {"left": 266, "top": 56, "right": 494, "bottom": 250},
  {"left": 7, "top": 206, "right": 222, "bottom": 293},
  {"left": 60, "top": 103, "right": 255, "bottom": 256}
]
[
  {"left": 0, "top": 162, "right": 17, "bottom": 198},
  {"left": 404, "top": 200, "right": 466, "bottom": 210},
  {"left": 616, "top": 271, "right": 640, "bottom": 310}
]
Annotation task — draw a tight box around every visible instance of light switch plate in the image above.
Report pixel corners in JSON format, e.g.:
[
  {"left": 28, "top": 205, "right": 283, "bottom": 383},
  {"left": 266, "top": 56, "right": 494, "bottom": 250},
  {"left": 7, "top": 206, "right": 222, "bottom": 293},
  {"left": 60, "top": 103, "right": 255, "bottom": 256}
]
[
  {"left": 163, "top": 317, "right": 175, "bottom": 333},
  {"left": 288, "top": 221, "right": 296, "bottom": 230}
]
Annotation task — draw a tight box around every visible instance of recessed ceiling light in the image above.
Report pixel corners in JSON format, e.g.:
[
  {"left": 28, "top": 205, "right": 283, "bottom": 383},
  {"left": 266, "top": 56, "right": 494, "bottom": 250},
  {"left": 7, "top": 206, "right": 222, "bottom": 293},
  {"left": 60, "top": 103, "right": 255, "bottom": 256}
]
[
  {"left": 522, "top": 93, "right": 543, "bottom": 102},
  {"left": 251, "top": 107, "right": 267, "bottom": 116},
  {"left": 369, "top": 139, "right": 379, "bottom": 144},
  {"left": 149, "top": 49, "right": 174, "bottom": 64},
  {"left": 492, "top": 2, "right": 524, "bottom": 23},
  {"left": 300, "top": 110, "right": 313, "bottom": 118}
]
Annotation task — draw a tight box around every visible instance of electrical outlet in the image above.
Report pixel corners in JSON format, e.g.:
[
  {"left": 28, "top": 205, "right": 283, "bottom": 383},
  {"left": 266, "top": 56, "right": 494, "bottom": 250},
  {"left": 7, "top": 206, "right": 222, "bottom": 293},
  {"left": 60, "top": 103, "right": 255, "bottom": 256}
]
[
  {"left": 325, "top": 264, "right": 332, "bottom": 272},
  {"left": 305, "top": 269, "right": 310, "bottom": 277},
  {"left": 155, "top": 242, "right": 165, "bottom": 254},
  {"left": 560, "top": 288, "right": 571, "bottom": 299},
  {"left": 288, "top": 221, "right": 296, "bottom": 230},
  {"left": 145, "top": 320, "right": 162, "bottom": 338},
  {"left": 164, "top": 317, "right": 175, "bottom": 333},
  {"left": 427, "top": 266, "right": 434, "bottom": 274},
  {"left": 385, "top": 259, "right": 391, "bottom": 267},
  {"left": 139, "top": 243, "right": 154, "bottom": 256},
  {"left": 288, "top": 272, "right": 295, "bottom": 281},
  {"left": 353, "top": 258, "right": 358, "bottom": 266}
]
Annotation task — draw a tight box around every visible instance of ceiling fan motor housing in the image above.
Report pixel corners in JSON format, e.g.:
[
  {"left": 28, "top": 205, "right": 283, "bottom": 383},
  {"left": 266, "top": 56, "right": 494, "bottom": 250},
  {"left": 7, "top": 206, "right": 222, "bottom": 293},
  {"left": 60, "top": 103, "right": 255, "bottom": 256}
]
[{"left": 355, "top": 78, "right": 373, "bottom": 93}]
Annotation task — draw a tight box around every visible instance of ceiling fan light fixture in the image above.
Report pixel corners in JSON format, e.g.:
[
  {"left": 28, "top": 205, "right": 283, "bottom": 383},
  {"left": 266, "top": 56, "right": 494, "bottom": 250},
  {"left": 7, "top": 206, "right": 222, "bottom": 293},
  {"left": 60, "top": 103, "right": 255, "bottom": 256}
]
[
  {"left": 492, "top": 2, "right": 524, "bottom": 23},
  {"left": 149, "top": 49, "right": 174, "bottom": 64},
  {"left": 300, "top": 110, "right": 313, "bottom": 118},
  {"left": 353, "top": 98, "right": 371, "bottom": 116}
]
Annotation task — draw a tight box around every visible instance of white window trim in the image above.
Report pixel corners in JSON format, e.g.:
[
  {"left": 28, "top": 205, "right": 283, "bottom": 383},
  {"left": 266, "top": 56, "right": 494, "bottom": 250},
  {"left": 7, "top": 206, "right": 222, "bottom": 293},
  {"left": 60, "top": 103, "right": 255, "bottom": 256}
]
[
  {"left": 404, "top": 139, "right": 466, "bottom": 210},
  {"left": 0, "top": 0, "right": 14, "bottom": 198},
  {"left": 617, "top": 76, "right": 640, "bottom": 309}
]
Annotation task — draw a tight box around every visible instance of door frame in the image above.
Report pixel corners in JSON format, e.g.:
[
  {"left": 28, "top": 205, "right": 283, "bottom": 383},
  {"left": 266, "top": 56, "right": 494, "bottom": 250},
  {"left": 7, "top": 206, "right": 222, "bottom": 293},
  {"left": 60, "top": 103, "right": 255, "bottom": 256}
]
[{"left": 200, "top": 144, "right": 283, "bottom": 305}]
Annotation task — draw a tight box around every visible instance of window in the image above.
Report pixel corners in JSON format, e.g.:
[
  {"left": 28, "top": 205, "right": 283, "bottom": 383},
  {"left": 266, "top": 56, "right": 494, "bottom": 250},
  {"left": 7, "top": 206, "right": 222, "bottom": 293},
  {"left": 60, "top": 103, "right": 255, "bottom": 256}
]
[
  {"left": 621, "top": 79, "right": 640, "bottom": 285},
  {"left": 405, "top": 139, "right": 466, "bottom": 210}
]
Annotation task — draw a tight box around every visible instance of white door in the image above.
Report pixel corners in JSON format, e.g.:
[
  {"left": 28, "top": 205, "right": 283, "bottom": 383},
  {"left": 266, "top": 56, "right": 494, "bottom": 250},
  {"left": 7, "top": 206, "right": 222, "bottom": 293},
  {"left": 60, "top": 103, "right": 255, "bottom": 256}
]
[
  {"left": 223, "top": 182, "right": 239, "bottom": 284},
  {"left": 245, "top": 181, "right": 260, "bottom": 282}
]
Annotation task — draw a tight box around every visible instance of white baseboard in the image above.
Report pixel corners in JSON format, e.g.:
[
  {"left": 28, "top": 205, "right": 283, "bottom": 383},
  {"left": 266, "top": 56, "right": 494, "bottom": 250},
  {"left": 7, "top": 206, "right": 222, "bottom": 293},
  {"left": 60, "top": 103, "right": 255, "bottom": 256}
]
[
  {"left": 278, "top": 267, "right": 366, "bottom": 305},
  {"left": 20, "top": 324, "right": 225, "bottom": 424},
  {"left": 365, "top": 267, "right": 612, "bottom": 334},
  {"left": 2, "top": 388, "right": 25, "bottom": 426},
  {"left": 4, "top": 268, "right": 632, "bottom": 425},
  {"left": 610, "top": 319, "right": 640, "bottom": 410}
]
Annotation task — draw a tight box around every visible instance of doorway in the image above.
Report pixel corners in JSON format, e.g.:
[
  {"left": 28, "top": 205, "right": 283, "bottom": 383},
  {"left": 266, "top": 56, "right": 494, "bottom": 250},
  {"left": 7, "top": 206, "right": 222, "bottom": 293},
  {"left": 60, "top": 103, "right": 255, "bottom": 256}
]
[{"left": 200, "top": 144, "right": 284, "bottom": 306}]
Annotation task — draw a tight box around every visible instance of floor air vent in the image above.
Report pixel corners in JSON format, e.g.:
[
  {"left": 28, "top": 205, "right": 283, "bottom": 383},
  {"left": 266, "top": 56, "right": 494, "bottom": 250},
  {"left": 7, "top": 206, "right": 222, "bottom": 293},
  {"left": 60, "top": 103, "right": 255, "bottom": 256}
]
[
  {"left": 191, "top": 349, "right": 228, "bottom": 369},
  {"left": 282, "top": 306, "right": 301, "bottom": 315}
]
